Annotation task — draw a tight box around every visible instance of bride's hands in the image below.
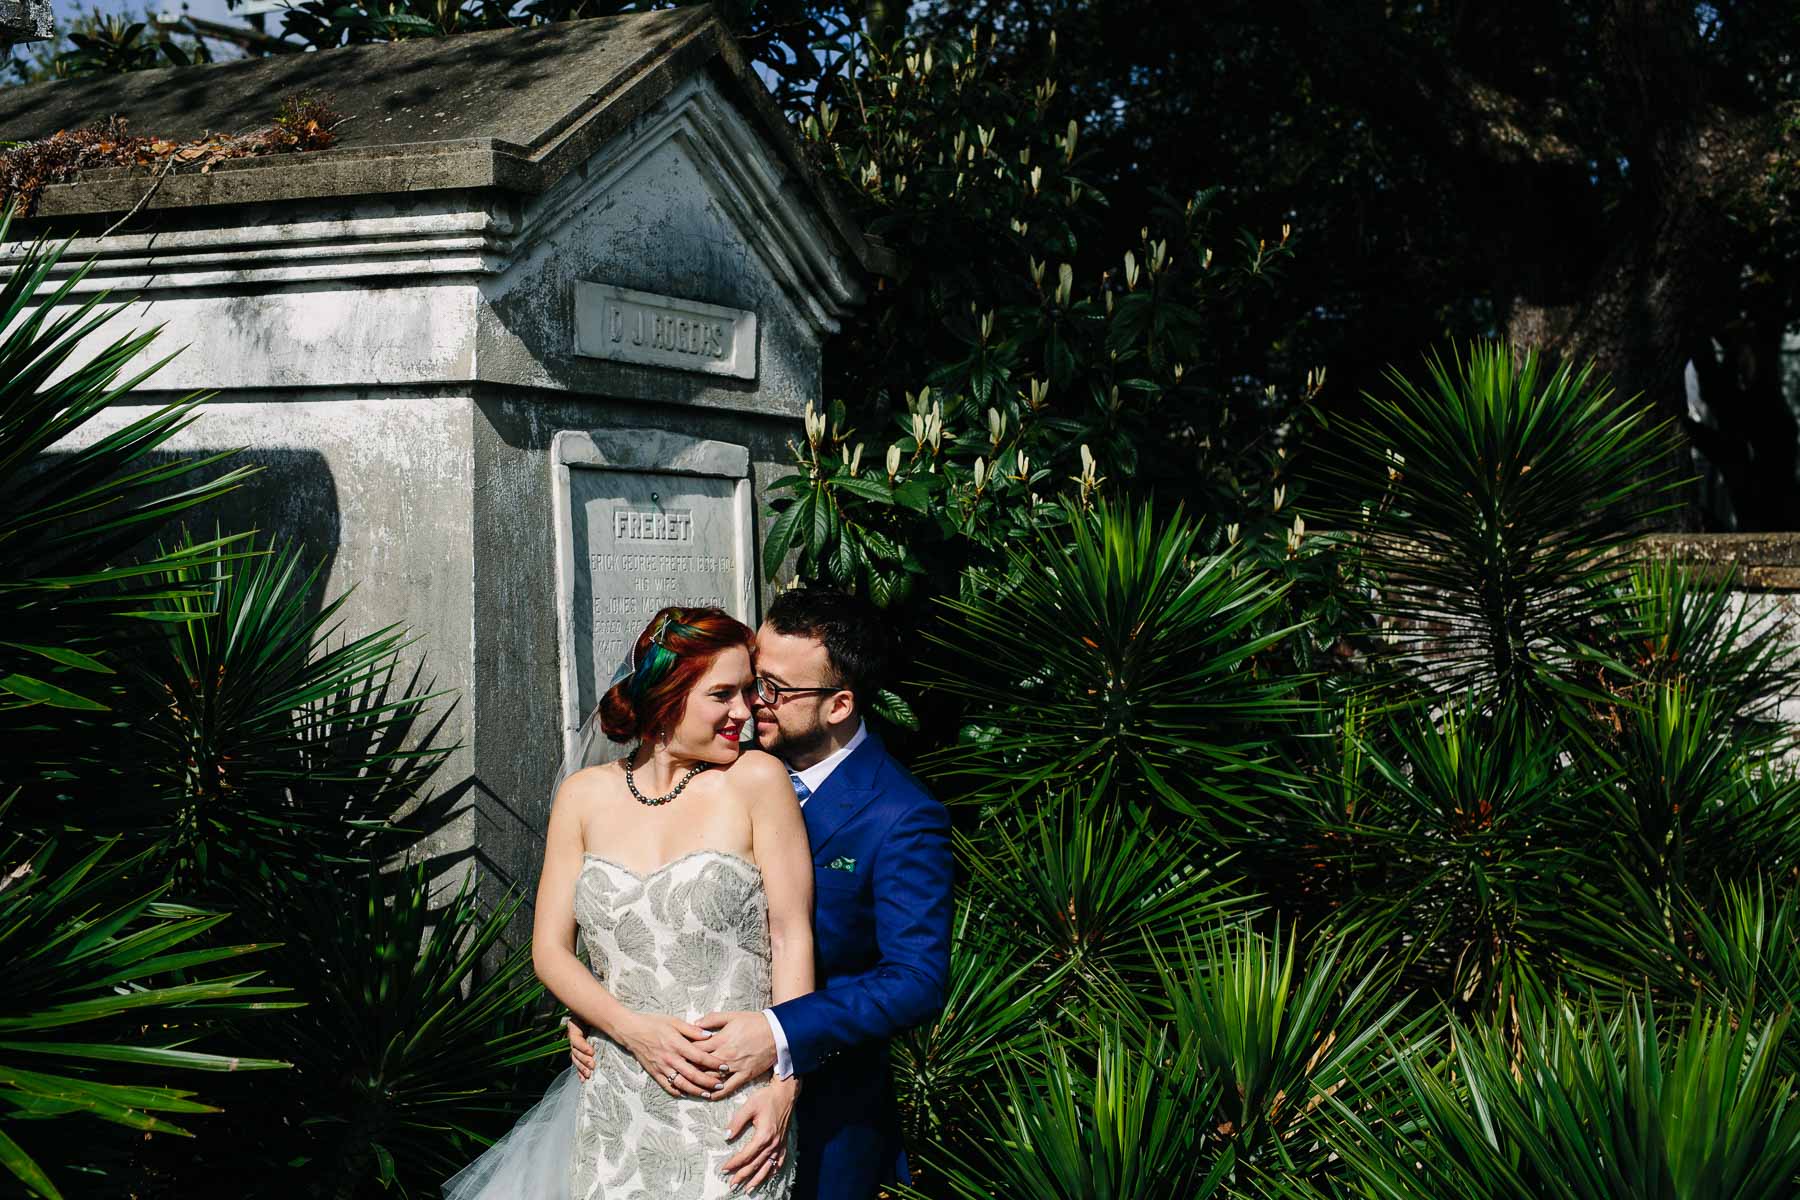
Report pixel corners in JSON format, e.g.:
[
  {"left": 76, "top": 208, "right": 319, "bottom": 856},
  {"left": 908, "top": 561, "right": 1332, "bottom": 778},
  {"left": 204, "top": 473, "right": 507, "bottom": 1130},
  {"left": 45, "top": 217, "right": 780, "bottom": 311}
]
[
  {"left": 722, "top": 1077, "right": 798, "bottom": 1190},
  {"left": 617, "top": 1012, "right": 724, "bottom": 1097}
]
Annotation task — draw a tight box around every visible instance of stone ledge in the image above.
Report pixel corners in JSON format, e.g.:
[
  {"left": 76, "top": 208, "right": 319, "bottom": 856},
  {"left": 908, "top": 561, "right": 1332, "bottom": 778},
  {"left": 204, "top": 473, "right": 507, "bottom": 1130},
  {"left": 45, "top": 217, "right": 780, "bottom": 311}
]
[
  {"left": 0, "top": 12, "right": 891, "bottom": 278},
  {"left": 1640, "top": 533, "right": 1800, "bottom": 592}
]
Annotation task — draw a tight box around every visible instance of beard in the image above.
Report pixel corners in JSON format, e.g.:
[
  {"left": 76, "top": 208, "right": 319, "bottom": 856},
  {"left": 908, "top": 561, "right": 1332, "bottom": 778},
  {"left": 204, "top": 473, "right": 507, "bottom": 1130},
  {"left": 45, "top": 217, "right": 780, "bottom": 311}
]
[{"left": 759, "top": 714, "right": 830, "bottom": 764}]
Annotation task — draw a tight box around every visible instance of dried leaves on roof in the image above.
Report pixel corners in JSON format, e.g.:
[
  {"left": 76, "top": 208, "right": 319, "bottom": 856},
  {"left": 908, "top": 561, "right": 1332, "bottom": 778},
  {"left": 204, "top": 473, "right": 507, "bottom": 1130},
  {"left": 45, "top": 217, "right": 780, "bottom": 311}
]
[{"left": 0, "top": 94, "right": 342, "bottom": 219}]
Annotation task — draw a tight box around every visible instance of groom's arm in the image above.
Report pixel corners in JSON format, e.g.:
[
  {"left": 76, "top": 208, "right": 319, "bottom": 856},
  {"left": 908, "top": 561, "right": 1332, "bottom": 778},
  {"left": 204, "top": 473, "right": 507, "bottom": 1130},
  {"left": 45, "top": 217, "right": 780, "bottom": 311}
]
[{"left": 769, "top": 797, "right": 953, "bottom": 1076}]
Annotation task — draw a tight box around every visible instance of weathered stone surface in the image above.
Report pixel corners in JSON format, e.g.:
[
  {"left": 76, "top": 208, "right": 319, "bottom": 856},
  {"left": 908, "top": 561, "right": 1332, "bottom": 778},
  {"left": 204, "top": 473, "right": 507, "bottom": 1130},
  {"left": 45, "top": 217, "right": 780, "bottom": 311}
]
[
  {"left": 553, "top": 428, "right": 755, "bottom": 761},
  {"left": 0, "top": 11, "right": 889, "bottom": 275},
  {"left": 18, "top": 15, "right": 872, "bottom": 920},
  {"left": 1641, "top": 532, "right": 1800, "bottom": 591},
  {"left": 0, "top": 0, "right": 52, "bottom": 45}
]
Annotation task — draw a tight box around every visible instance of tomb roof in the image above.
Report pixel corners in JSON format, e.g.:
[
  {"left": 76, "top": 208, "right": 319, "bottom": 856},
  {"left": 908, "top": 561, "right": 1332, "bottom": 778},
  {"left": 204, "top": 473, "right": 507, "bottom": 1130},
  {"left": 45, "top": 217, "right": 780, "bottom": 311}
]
[{"left": 0, "top": 8, "right": 885, "bottom": 271}]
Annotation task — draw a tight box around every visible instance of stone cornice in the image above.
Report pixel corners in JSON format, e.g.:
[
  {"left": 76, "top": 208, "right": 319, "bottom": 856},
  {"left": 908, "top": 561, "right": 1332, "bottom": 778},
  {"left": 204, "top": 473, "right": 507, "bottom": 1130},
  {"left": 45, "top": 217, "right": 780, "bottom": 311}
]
[
  {"left": 4, "top": 75, "right": 863, "bottom": 340},
  {"left": 2, "top": 12, "right": 884, "bottom": 292}
]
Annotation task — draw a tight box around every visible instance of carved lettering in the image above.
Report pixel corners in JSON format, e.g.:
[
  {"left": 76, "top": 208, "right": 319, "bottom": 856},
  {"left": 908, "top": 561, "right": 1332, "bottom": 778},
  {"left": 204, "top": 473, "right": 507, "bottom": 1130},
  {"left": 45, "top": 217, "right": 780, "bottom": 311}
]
[
  {"left": 575, "top": 284, "right": 755, "bottom": 380},
  {"left": 612, "top": 507, "right": 694, "bottom": 544}
]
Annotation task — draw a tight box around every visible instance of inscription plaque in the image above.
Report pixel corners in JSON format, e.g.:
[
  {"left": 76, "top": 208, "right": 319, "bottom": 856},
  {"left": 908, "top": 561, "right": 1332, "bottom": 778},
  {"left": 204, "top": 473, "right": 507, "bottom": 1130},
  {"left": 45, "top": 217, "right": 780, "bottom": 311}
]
[
  {"left": 551, "top": 430, "right": 754, "bottom": 763},
  {"left": 573, "top": 282, "right": 757, "bottom": 380}
]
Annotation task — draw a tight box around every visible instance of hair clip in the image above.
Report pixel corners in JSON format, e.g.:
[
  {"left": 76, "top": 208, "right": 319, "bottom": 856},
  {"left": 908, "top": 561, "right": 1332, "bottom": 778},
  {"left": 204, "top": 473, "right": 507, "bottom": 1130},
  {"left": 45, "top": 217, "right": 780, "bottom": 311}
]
[{"left": 648, "top": 610, "right": 683, "bottom": 648}]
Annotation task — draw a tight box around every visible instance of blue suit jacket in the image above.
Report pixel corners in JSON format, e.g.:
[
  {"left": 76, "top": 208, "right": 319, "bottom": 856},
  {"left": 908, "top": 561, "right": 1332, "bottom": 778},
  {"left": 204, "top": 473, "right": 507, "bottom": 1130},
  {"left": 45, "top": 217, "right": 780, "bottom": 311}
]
[{"left": 770, "top": 730, "right": 953, "bottom": 1200}]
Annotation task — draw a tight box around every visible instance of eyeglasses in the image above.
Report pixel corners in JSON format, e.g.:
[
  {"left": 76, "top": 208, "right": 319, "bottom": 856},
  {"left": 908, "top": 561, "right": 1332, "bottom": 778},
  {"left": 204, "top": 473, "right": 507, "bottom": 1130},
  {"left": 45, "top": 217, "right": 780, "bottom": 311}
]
[{"left": 752, "top": 676, "right": 843, "bottom": 706}]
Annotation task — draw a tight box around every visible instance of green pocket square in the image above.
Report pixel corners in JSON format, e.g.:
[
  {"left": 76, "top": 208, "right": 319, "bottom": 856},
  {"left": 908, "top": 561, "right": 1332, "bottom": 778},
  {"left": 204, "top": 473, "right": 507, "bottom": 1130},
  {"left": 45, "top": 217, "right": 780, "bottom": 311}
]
[{"left": 826, "top": 856, "right": 857, "bottom": 872}]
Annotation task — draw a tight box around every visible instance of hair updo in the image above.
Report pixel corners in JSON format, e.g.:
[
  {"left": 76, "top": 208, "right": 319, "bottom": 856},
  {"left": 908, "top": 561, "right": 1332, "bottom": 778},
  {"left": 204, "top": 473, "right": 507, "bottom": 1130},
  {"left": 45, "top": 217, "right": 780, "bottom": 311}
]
[{"left": 598, "top": 606, "right": 754, "bottom": 745}]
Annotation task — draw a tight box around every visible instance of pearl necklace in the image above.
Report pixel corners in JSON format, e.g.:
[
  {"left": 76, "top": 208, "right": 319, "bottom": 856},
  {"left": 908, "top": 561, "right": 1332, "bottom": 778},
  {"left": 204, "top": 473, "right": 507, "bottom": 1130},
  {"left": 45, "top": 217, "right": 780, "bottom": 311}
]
[{"left": 624, "top": 756, "right": 710, "bottom": 806}]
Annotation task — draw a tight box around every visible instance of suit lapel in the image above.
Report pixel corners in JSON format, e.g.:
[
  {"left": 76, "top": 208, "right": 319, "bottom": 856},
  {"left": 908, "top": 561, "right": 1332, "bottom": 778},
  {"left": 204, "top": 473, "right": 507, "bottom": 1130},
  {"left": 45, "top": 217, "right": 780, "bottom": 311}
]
[{"left": 801, "top": 730, "right": 885, "bottom": 857}]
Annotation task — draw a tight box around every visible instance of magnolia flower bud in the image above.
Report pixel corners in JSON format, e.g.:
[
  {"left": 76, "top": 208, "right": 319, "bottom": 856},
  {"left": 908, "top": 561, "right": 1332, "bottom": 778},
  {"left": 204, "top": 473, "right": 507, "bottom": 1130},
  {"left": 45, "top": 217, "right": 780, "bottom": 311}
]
[
  {"left": 1123, "top": 250, "right": 1139, "bottom": 290},
  {"left": 1273, "top": 484, "right": 1287, "bottom": 512},
  {"left": 973, "top": 457, "right": 987, "bottom": 490},
  {"left": 987, "top": 407, "right": 1005, "bottom": 444},
  {"left": 886, "top": 443, "right": 902, "bottom": 478},
  {"left": 1016, "top": 449, "right": 1031, "bottom": 478},
  {"left": 1227, "top": 522, "right": 1241, "bottom": 545},
  {"left": 1030, "top": 165, "right": 1042, "bottom": 195},
  {"left": 849, "top": 443, "right": 864, "bottom": 476},
  {"left": 1065, "top": 119, "right": 1078, "bottom": 163},
  {"left": 1055, "top": 263, "right": 1073, "bottom": 307}
]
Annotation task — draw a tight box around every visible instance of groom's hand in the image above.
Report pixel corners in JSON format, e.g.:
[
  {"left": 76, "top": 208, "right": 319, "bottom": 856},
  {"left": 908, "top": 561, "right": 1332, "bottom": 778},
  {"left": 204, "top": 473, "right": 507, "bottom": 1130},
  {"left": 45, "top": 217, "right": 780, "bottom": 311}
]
[{"left": 696, "top": 1010, "right": 776, "bottom": 1098}]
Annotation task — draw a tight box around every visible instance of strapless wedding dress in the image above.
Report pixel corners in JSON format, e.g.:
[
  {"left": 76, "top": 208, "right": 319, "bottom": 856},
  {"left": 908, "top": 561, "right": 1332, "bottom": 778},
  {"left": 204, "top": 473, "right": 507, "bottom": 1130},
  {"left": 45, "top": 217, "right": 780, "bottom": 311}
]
[{"left": 443, "top": 850, "right": 794, "bottom": 1200}]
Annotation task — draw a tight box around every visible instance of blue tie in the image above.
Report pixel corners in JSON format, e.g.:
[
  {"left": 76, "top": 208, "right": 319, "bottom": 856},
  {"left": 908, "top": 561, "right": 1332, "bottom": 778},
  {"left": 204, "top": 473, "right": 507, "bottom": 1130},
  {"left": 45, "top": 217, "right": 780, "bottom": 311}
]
[{"left": 788, "top": 770, "right": 811, "bottom": 805}]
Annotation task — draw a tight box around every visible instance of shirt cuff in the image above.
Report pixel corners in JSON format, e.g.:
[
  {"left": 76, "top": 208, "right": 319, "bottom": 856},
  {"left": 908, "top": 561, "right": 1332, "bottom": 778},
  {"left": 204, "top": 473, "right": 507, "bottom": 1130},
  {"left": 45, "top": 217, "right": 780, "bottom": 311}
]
[{"left": 763, "top": 1008, "right": 794, "bottom": 1079}]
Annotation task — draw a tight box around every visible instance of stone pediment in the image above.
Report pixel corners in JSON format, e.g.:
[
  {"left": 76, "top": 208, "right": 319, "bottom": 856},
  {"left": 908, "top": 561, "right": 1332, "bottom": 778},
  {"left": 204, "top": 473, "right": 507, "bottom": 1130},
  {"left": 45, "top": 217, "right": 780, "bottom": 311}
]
[{"left": 0, "top": 9, "right": 882, "bottom": 277}]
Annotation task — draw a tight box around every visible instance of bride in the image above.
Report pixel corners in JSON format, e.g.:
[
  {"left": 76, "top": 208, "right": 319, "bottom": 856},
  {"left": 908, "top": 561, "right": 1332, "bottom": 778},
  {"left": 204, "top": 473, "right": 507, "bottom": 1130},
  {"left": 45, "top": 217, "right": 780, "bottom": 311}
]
[{"left": 445, "top": 606, "right": 813, "bottom": 1199}]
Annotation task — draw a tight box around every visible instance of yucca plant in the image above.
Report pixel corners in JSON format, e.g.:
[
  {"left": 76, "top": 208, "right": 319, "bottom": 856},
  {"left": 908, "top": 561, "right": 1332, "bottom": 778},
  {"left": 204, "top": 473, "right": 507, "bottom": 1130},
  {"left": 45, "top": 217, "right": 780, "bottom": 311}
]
[
  {"left": 1567, "top": 879, "right": 1800, "bottom": 1062},
  {"left": 0, "top": 834, "right": 286, "bottom": 1199},
  {"left": 0, "top": 209, "right": 254, "bottom": 780},
  {"left": 958, "top": 786, "right": 1243, "bottom": 990},
  {"left": 1598, "top": 558, "right": 1800, "bottom": 731},
  {"left": 111, "top": 534, "right": 460, "bottom": 898},
  {"left": 892, "top": 900, "right": 1070, "bottom": 1168},
  {"left": 1306, "top": 997, "right": 1800, "bottom": 1200},
  {"left": 219, "top": 864, "right": 556, "bottom": 1200},
  {"left": 1143, "top": 919, "right": 1412, "bottom": 1181},
  {"left": 1593, "top": 682, "right": 1800, "bottom": 898},
  {"left": 922, "top": 499, "right": 1308, "bottom": 828},
  {"left": 1317, "top": 342, "right": 1679, "bottom": 718},
  {"left": 910, "top": 1024, "right": 1230, "bottom": 1200},
  {"left": 1305, "top": 697, "right": 1592, "bottom": 1013}
]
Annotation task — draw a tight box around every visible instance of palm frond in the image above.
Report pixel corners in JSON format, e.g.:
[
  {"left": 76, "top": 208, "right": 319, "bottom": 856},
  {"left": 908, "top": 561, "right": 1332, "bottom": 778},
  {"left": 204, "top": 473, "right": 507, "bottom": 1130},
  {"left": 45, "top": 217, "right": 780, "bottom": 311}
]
[
  {"left": 922, "top": 499, "right": 1309, "bottom": 827},
  {"left": 1316, "top": 342, "right": 1680, "bottom": 717},
  {"left": 0, "top": 211, "right": 255, "bottom": 737},
  {"left": 0, "top": 835, "right": 285, "bottom": 1199}
]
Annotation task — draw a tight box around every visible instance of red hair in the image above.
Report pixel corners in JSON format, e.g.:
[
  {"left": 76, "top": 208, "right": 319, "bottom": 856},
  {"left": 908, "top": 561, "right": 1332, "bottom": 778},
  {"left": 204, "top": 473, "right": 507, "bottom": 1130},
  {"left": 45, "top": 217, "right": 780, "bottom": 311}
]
[{"left": 598, "top": 606, "right": 754, "bottom": 744}]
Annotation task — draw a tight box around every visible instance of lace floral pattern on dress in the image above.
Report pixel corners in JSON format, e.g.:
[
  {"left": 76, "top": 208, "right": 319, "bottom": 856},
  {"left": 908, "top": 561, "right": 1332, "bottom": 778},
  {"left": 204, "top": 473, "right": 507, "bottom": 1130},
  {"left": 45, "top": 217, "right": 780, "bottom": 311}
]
[{"left": 570, "top": 851, "right": 793, "bottom": 1200}]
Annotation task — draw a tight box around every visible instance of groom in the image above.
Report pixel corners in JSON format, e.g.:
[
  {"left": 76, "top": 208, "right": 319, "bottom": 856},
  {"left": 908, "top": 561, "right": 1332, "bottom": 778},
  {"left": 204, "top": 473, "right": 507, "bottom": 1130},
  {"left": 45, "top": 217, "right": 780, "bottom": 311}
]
[{"left": 567, "top": 587, "right": 953, "bottom": 1199}]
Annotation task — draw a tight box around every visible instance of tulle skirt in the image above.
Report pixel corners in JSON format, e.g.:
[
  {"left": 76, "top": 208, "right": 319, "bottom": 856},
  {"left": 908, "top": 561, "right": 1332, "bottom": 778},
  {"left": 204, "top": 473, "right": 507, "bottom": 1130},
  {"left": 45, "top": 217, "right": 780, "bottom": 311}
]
[{"left": 443, "top": 1067, "right": 580, "bottom": 1200}]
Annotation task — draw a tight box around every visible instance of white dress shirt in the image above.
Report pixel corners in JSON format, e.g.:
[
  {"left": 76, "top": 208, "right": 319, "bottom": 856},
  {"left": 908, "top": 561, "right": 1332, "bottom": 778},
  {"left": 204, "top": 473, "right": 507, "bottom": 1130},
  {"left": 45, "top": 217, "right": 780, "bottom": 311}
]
[{"left": 762, "top": 720, "right": 867, "bottom": 1078}]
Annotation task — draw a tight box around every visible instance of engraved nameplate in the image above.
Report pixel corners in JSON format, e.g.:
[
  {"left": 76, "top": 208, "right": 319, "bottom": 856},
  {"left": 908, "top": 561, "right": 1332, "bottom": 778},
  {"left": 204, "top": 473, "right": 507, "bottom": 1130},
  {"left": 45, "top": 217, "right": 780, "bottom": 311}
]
[
  {"left": 570, "top": 472, "right": 739, "bottom": 713},
  {"left": 573, "top": 283, "right": 757, "bottom": 380}
]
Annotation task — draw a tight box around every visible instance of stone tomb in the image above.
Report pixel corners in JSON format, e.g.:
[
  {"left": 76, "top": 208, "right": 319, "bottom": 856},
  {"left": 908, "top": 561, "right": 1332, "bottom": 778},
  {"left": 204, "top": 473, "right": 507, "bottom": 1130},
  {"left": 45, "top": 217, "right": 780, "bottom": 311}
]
[{"left": 0, "top": 11, "right": 878, "bottom": 902}]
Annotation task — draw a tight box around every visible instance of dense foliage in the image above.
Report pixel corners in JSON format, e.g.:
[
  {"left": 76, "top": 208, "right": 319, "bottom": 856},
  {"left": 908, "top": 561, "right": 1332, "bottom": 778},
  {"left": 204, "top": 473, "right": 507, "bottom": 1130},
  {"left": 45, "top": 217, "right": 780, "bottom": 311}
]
[
  {"left": 13, "top": 0, "right": 1795, "bottom": 528},
  {"left": 4, "top": 5, "right": 1799, "bottom": 1198},
  {"left": 883, "top": 344, "right": 1800, "bottom": 1199},
  {"left": 0, "top": 220, "right": 557, "bottom": 1199}
]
